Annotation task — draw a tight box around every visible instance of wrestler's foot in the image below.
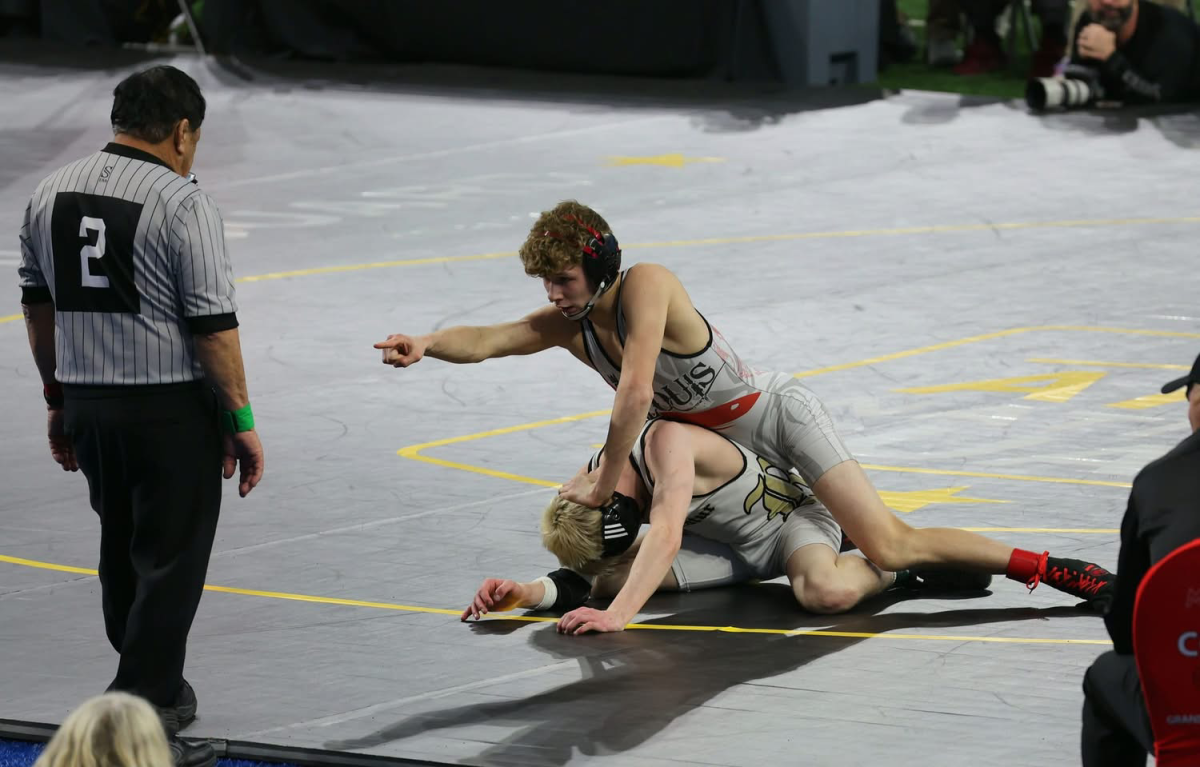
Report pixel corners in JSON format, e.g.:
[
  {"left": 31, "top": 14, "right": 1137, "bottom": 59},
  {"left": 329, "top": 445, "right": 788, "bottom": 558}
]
[
  {"left": 896, "top": 569, "right": 993, "bottom": 592},
  {"left": 1026, "top": 553, "right": 1114, "bottom": 612}
]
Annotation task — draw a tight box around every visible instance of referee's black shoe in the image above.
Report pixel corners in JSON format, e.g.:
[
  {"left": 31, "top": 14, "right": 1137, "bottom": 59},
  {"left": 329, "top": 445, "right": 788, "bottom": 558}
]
[
  {"left": 169, "top": 736, "right": 216, "bottom": 767},
  {"left": 159, "top": 679, "right": 198, "bottom": 734},
  {"left": 172, "top": 679, "right": 198, "bottom": 730}
]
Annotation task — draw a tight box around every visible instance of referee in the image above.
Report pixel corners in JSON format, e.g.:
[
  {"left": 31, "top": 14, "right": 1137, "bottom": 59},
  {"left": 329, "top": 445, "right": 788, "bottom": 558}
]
[{"left": 17, "top": 65, "right": 264, "bottom": 767}]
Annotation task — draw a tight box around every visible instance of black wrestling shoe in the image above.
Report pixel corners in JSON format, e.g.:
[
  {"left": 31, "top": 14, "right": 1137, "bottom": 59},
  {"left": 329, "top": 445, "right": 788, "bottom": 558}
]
[
  {"left": 901, "top": 569, "right": 994, "bottom": 592},
  {"left": 1029, "top": 555, "right": 1115, "bottom": 612}
]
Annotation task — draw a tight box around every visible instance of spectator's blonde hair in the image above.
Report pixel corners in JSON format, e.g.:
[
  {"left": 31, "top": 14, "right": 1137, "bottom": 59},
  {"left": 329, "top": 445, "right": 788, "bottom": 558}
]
[
  {"left": 541, "top": 494, "right": 605, "bottom": 574},
  {"left": 519, "top": 200, "right": 613, "bottom": 279},
  {"left": 33, "top": 692, "right": 171, "bottom": 767}
]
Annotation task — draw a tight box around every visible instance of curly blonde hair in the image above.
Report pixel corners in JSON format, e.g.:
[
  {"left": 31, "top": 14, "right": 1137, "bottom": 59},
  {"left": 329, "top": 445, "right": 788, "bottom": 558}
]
[
  {"left": 34, "top": 692, "right": 172, "bottom": 767},
  {"left": 541, "top": 494, "right": 605, "bottom": 573},
  {"left": 519, "top": 200, "right": 613, "bottom": 278}
]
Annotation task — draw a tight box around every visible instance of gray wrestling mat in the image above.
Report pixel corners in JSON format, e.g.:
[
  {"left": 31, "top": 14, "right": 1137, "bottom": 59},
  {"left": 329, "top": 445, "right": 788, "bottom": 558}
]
[{"left": 2, "top": 45, "right": 1198, "bottom": 766}]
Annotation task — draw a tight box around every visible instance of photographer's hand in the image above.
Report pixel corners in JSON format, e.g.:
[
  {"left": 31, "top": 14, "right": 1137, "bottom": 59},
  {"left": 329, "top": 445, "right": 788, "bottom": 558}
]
[{"left": 1077, "top": 24, "right": 1117, "bottom": 62}]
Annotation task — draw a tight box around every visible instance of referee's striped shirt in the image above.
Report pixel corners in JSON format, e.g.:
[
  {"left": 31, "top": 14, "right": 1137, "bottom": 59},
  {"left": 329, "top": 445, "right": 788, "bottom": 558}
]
[{"left": 18, "top": 143, "right": 238, "bottom": 386}]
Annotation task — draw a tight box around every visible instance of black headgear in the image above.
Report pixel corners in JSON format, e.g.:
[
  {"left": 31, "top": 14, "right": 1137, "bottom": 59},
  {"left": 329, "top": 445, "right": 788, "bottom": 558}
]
[
  {"left": 579, "top": 230, "right": 621, "bottom": 297},
  {"left": 598, "top": 491, "right": 642, "bottom": 559},
  {"left": 543, "top": 214, "right": 621, "bottom": 321}
]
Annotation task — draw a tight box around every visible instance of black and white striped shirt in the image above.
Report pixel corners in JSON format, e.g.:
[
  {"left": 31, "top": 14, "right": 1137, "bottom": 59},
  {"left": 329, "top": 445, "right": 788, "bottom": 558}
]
[{"left": 18, "top": 143, "right": 238, "bottom": 386}]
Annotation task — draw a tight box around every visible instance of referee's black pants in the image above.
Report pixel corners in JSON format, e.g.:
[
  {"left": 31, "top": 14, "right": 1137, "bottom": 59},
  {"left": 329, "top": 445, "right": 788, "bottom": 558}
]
[
  {"left": 65, "top": 381, "right": 222, "bottom": 709},
  {"left": 1081, "top": 650, "right": 1154, "bottom": 766}
]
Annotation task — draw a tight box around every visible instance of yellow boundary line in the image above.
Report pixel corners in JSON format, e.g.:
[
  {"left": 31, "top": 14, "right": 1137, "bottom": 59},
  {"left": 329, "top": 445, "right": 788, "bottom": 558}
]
[
  {"left": 216, "top": 217, "right": 1200, "bottom": 286},
  {"left": 7, "top": 214, "right": 1200, "bottom": 320},
  {"left": 222, "top": 215, "right": 1200, "bottom": 284},
  {"left": 236, "top": 251, "right": 516, "bottom": 283},
  {"left": 0, "top": 554, "right": 1109, "bottom": 646}
]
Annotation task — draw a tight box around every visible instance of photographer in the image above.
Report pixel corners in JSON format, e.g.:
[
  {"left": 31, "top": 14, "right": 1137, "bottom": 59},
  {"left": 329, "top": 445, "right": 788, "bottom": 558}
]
[{"left": 1071, "top": 0, "right": 1200, "bottom": 104}]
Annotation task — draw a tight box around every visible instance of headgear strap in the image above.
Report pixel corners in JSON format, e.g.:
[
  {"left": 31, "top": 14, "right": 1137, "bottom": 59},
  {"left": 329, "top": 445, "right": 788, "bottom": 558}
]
[{"left": 598, "top": 491, "right": 642, "bottom": 559}]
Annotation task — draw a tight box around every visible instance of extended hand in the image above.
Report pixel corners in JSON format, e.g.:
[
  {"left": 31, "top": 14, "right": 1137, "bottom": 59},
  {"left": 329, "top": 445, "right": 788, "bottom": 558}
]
[
  {"left": 462, "top": 578, "right": 525, "bottom": 621},
  {"left": 1077, "top": 23, "right": 1117, "bottom": 61},
  {"left": 374, "top": 333, "right": 426, "bottom": 368},
  {"left": 557, "top": 606, "right": 627, "bottom": 635},
  {"left": 46, "top": 408, "right": 77, "bottom": 472}
]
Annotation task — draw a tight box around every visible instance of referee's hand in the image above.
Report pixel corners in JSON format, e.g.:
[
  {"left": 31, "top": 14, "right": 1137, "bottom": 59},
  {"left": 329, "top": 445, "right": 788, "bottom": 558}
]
[
  {"left": 46, "top": 409, "right": 78, "bottom": 472},
  {"left": 223, "top": 430, "right": 264, "bottom": 497}
]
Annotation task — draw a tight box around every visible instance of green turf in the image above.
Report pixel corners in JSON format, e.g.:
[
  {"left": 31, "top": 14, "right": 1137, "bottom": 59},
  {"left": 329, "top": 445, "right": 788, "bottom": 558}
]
[{"left": 878, "top": 0, "right": 1200, "bottom": 99}]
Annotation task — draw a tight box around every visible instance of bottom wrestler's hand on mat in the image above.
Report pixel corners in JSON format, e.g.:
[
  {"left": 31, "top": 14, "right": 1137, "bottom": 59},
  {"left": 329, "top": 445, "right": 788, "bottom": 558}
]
[
  {"left": 557, "top": 606, "right": 626, "bottom": 635},
  {"left": 462, "top": 578, "right": 524, "bottom": 621}
]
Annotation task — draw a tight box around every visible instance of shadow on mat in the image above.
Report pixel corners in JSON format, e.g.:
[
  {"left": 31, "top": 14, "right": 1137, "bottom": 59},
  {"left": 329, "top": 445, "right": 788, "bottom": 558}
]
[
  {"left": 895, "top": 91, "right": 1200, "bottom": 148},
  {"left": 324, "top": 584, "right": 1097, "bottom": 765}
]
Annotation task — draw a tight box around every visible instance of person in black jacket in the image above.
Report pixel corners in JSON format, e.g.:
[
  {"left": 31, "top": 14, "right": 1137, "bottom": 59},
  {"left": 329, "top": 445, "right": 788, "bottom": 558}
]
[
  {"left": 1072, "top": 0, "right": 1200, "bottom": 104},
  {"left": 1080, "top": 351, "right": 1200, "bottom": 766}
]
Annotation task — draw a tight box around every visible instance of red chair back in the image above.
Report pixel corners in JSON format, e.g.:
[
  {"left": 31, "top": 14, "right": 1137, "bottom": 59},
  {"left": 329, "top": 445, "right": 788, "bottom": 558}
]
[{"left": 1133, "top": 538, "right": 1200, "bottom": 766}]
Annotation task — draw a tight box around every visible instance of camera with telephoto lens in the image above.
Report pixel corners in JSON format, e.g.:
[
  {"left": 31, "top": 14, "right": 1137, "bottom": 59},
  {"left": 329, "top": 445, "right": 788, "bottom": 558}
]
[{"left": 1026, "top": 64, "right": 1105, "bottom": 111}]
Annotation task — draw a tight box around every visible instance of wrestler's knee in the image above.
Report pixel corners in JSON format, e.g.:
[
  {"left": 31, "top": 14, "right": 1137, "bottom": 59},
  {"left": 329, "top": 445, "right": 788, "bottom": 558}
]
[
  {"left": 590, "top": 572, "right": 622, "bottom": 598},
  {"left": 795, "top": 573, "right": 861, "bottom": 614}
]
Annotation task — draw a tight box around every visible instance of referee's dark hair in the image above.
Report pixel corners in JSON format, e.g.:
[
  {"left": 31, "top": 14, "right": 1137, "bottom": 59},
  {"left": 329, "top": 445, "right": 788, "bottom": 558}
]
[{"left": 110, "top": 65, "right": 206, "bottom": 144}]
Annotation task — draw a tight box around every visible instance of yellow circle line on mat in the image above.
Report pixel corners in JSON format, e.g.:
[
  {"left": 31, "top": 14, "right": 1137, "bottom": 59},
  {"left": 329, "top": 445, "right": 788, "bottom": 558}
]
[
  {"left": 958, "top": 528, "right": 1119, "bottom": 533},
  {"left": 858, "top": 464, "right": 1132, "bottom": 489},
  {"left": 0, "top": 554, "right": 1109, "bottom": 646},
  {"left": 1026, "top": 358, "right": 1191, "bottom": 370},
  {"left": 791, "top": 325, "right": 1200, "bottom": 379},
  {"left": 397, "top": 324, "right": 1193, "bottom": 490},
  {"left": 397, "top": 414, "right": 1135, "bottom": 492},
  {"left": 396, "top": 409, "right": 611, "bottom": 487}
]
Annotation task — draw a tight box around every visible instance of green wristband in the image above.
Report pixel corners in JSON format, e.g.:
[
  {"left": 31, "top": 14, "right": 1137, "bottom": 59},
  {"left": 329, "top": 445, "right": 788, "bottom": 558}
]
[{"left": 221, "top": 403, "right": 255, "bottom": 434}]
